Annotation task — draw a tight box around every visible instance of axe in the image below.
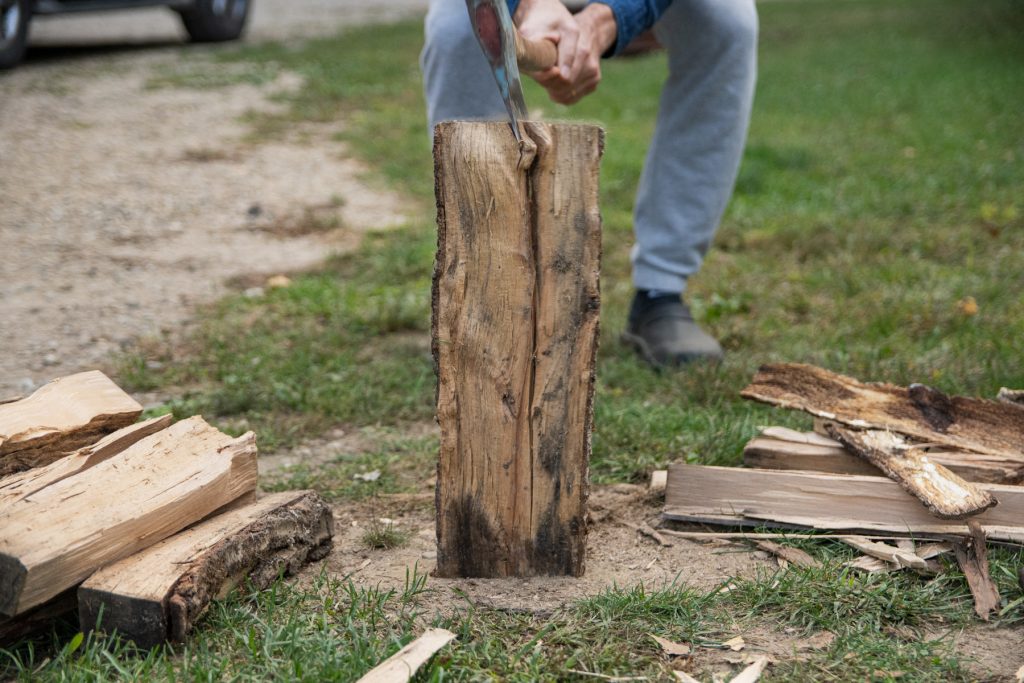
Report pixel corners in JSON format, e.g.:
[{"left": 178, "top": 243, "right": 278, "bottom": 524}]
[{"left": 465, "top": 0, "right": 558, "bottom": 141}]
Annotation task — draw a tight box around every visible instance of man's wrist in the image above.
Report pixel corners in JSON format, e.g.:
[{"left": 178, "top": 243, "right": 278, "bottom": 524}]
[{"left": 579, "top": 2, "right": 618, "bottom": 56}]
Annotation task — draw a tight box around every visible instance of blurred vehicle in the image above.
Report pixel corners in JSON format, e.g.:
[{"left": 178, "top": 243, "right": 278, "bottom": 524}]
[{"left": 0, "top": 0, "right": 250, "bottom": 69}]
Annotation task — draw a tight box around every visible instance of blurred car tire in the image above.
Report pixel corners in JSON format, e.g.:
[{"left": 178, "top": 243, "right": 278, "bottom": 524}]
[
  {"left": 0, "top": 0, "right": 30, "bottom": 70},
  {"left": 179, "top": 0, "right": 249, "bottom": 42}
]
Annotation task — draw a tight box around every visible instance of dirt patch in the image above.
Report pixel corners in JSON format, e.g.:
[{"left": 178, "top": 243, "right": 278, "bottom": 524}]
[
  {"left": 0, "top": 53, "right": 408, "bottom": 397},
  {"left": 936, "top": 624, "right": 1024, "bottom": 681},
  {"left": 314, "top": 484, "right": 773, "bottom": 615}
]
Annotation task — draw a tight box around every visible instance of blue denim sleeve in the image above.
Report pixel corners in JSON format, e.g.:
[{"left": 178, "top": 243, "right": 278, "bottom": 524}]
[
  {"left": 590, "top": 0, "right": 672, "bottom": 55},
  {"left": 508, "top": 0, "right": 670, "bottom": 57}
]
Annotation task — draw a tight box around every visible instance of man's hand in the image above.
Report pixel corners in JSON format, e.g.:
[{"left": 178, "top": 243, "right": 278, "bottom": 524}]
[{"left": 514, "top": 0, "right": 618, "bottom": 105}]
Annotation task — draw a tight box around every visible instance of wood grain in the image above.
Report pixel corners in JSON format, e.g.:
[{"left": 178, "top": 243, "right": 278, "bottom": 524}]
[
  {"left": 0, "top": 416, "right": 258, "bottom": 617},
  {"left": 740, "top": 363, "right": 1024, "bottom": 460},
  {"left": 0, "top": 415, "right": 172, "bottom": 510},
  {"left": 663, "top": 464, "right": 1024, "bottom": 542},
  {"left": 432, "top": 121, "right": 602, "bottom": 577},
  {"left": 743, "top": 430, "right": 1024, "bottom": 484},
  {"left": 79, "top": 490, "right": 333, "bottom": 647},
  {"left": 953, "top": 521, "right": 1000, "bottom": 620},
  {"left": 0, "top": 371, "right": 143, "bottom": 476},
  {"left": 827, "top": 425, "right": 997, "bottom": 519}
]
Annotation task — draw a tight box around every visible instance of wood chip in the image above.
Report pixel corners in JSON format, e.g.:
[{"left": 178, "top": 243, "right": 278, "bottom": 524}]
[
  {"left": 953, "top": 521, "right": 1000, "bottom": 620},
  {"left": 752, "top": 540, "right": 821, "bottom": 569},
  {"left": 839, "top": 536, "right": 928, "bottom": 570},
  {"left": 723, "top": 636, "right": 745, "bottom": 652},
  {"left": 650, "top": 634, "right": 691, "bottom": 657},
  {"left": 356, "top": 628, "right": 456, "bottom": 683},
  {"left": 650, "top": 470, "right": 668, "bottom": 493},
  {"left": 844, "top": 555, "right": 897, "bottom": 573},
  {"left": 796, "top": 630, "right": 835, "bottom": 650}
]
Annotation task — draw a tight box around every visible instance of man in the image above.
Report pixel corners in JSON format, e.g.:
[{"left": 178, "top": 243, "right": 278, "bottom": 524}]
[{"left": 421, "top": 0, "right": 757, "bottom": 366}]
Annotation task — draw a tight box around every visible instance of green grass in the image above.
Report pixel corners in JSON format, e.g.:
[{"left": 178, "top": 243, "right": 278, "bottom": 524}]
[{"left": 11, "top": 0, "right": 1024, "bottom": 679}]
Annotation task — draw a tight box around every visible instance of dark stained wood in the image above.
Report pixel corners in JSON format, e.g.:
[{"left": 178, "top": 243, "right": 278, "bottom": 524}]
[
  {"left": 79, "top": 491, "right": 333, "bottom": 647},
  {"left": 740, "top": 363, "right": 1024, "bottom": 461},
  {"left": 432, "top": 121, "right": 603, "bottom": 577},
  {"left": 828, "top": 425, "right": 997, "bottom": 520}
]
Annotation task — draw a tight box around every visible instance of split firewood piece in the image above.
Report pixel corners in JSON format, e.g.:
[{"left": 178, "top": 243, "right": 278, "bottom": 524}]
[
  {"left": 838, "top": 536, "right": 928, "bottom": 570},
  {"left": 740, "top": 363, "right": 1024, "bottom": 461},
  {"left": 356, "top": 628, "right": 457, "bottom": 683},
  {"left": 0, "top": 414, "right": 172, "bottom": 510},
  {"left": 752, "top": 540, "right": 821, "bottom": 569},
  {"left": 0, "top": 416, "right": 258, "bottom": 617},
  {"left": 0, "top": 371, "right": 143, "bottom": 476},
  {"left": 663, "top": 464, "right": 1024, "bottom": 543},
  {"left": 953, "top": 521, "right": 1001, "bottom": 620},
  {"left": 828, "top": 425, "right": 997, "bottom": 519},
  {"left": 79, "top": 490, "right": 333, "bottom": 647},
  {"left": 743, "top": 429, "right": 1024, "bottom": 484},
  {"left": 730, "top": 655, "right": 770, "bottom": 683},
  {"left": 432, "top": 121, "right": 603, "bottom": 578}
]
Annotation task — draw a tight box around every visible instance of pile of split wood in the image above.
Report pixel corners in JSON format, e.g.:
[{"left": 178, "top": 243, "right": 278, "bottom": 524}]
[
  {"left": 661, "top": 363, "right": 1024, "bottom": 619},
  {"left": 0, "top": 371, "right": 334, "bottom": 647}
]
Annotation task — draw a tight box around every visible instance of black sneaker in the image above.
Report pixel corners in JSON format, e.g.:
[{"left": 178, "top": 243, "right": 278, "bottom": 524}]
[{"left": 621, "top": 291, "right": 723, "bottom": 367}]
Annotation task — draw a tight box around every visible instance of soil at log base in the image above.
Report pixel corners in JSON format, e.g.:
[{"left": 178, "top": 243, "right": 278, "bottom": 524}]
[{"left": 0, "top": 0, "right": 426, "bottom": 398}]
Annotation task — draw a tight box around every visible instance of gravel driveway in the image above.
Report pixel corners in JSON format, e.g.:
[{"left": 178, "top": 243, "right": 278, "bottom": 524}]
[{"left": 0, "top": 0, "right": 428, "bottom": 398}]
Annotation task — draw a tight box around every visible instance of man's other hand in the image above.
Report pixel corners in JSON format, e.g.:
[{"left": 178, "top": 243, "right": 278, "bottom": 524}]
[{"left": 514, "top": 0, "right": 618, "bottom": 105}]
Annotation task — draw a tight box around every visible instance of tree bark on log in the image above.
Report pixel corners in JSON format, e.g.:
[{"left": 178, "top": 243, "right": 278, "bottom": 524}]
[
  {"left": 432, "top": 121, "right": 603, "bottom": 577},
  {"left": 79, "top": 491, "right": 333, "bottom": 647},
  {"left": 740, "top": 363, "right": 1024, "bottom": 460}
]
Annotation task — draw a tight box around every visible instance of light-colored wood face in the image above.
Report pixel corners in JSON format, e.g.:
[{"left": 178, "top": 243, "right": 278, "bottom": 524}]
[
  {"left": 828, "top": 425, "right": 996, "bottom": 520},
  {"left": 0, "top": 414, "right": 173, "bottom": 511},
  {"left": 664, "top": 464, "right": 1024, "bottom": 543},
  {"left": 432, "top": 121, "right": 603, "bottom": 578},
  {"left": 0, "top": 371, "right": 144, "bottom": 476},
  {"left": 0, "top": 416, "right": 258, "bottom": 617}
]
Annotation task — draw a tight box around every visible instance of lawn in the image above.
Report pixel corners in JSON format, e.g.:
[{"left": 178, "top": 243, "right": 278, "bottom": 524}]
[{"left": 6, "top": 0, "right": 1024, "bottom": 680}]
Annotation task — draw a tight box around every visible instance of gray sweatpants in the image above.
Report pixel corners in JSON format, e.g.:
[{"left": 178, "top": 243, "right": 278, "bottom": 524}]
[{"left": 421, "top": 0, "right": 757, "bottom": 294}]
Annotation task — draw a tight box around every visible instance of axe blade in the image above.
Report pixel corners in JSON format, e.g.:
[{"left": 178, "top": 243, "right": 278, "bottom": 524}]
[{"left": 466, "top": 0, "right": 529, "bottom": 141}]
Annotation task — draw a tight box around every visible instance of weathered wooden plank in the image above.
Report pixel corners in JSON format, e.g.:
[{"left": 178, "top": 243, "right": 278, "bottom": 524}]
[
  {"left": 0, "top": 415, "right": 172, "bottom": 510},
  {"left": 79, "top": 490, "right": 333, "bottom": 647},
  {"left": 0, "top": 371, "right": 143, "bottom": 476},
  {"left": 663, "top": 464, "right": 1024, "bottom": 542},
  {"left": 432, "top": 121, "right": 602, "bottom": 577},
  {"left": 743, "top": 431, "right": 1024, "bottom": 484},
  {"left": 0, "top": 416, "right": 258, "bottom": 617},
  {"left": 740, "top": 363, "right": 1024, "bottom": 460},
  {"left": 0, "top": 590, "right": 76, "bottom": 646},
  {"left": 827, "top": 425, "right": 997, "bottom": 520}
]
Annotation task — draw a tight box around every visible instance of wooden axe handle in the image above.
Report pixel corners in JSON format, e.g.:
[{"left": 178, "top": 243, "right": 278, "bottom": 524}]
[{"left": 515, "top": 33, "right": 558, "bottom": 72}]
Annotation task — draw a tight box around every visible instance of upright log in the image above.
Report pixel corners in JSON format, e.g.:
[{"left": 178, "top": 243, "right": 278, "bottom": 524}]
[{"left": 432, "top": 121, "right": 603, "bottom": 577}]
